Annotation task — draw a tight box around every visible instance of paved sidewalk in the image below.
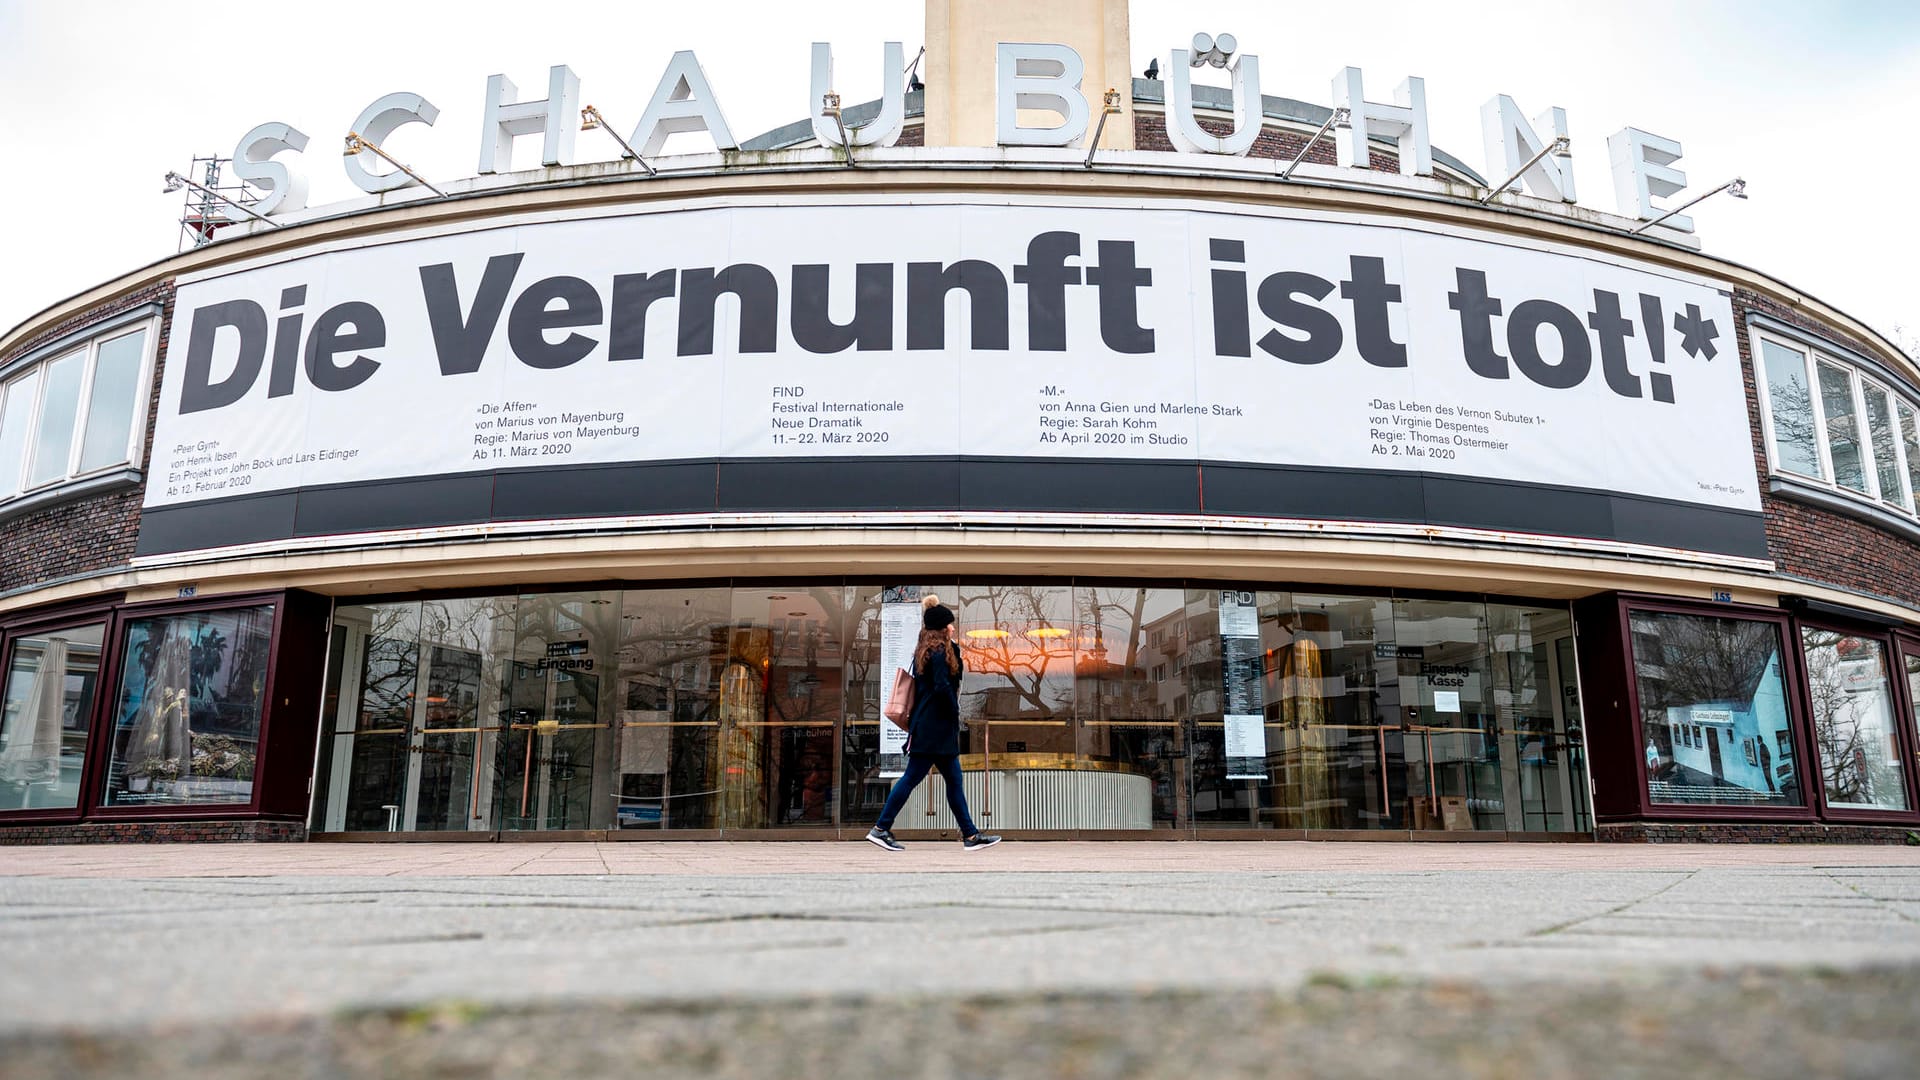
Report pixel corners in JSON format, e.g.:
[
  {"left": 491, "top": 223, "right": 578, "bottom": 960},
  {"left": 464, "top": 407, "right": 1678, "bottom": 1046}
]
[
  {"left": 4, "top": 842, "right": 1919, "bottom": 1077},
  {"left": 8, "top": 838, "right": 1920, "bottom": 876}
]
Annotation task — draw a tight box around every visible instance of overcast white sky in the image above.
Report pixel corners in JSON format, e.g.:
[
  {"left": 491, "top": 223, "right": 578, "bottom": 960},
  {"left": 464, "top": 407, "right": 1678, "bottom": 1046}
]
[{"left": 2, "top": 1, "right": 1917, "bottom": 350}]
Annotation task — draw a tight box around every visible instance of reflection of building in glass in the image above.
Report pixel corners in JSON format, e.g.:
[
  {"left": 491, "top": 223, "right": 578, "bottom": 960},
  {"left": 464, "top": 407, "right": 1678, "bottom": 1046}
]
[
  {"left": 1659, "top": 653, "right": 1786, "bottom": 797},
  {"left": 1632, "top": 613, "right": 1800, "bottom": 808}
]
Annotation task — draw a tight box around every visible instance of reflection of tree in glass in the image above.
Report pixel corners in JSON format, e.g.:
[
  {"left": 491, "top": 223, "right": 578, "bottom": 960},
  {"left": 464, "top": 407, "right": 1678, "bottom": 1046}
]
[
  {"left": 617, "top": 599, "right": 721, "bottom": 683},
  {"left": 1863, "top": 384, "right": 1904, "bottom": 500},
  {"left": 1090, "top": 588, "right": 1149, "bottom": 670},
  {"left": 1079, "top": 587, "right": 1158, "bottom": 719},
  {"left": 513, "top": 594, "right": 614, "bottom": 660},
  {"left": 962, "top": 584, "right": 1074, "bottom": 718},
  {"left": 225, "top": 614, "right": 265, "bottom": 707},
  {"left": 1802, "top": 629, "right": 1894, "bottom": 805},
  {"left": 1816, "top": 363, "right": 1867, "bottom": 486},
  {"left": 359, "top": 606, "right": 420, "bottom": 730},
  {"left": 848, "top": 600, "right": 878, "bottom": 719},
  {"left": 188, "top": 626, "right": 228, "bottom": 699},
  {"left": 1634, "top": 615, "right": 1777, "bottom": 711},
  {"left": 1766, "top": 363, "right": 1821, "bottom": 465},
  {"left": 419, "top": 597, "right": 516, "bottom": 655}
]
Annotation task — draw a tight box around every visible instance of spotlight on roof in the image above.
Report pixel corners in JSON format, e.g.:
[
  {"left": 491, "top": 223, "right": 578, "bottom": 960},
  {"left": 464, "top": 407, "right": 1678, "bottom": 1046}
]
[
  {"left": 1478, "top": 135, "right": 1573, "bottom": 205},
  {"left": 342, "top": 132, "right": 448, "bottom": 198},
  {"left": 1085, "top": 88, "right": 1123, "bottom": 169},
  {"left": 822, "top": 92, "right": 858, "bottom": 168},
  {"left": 904, "top": 45, "right": 926, "bottom": 93},
  {"left": 580, "top": 105, "right": 656, "bottom": 177},
  {"left": 1281, "top": 107, "right": 1352, "bottom": 181},
  {"left": 1632, "top": 177, "right": 1749, "bottom": 234}
]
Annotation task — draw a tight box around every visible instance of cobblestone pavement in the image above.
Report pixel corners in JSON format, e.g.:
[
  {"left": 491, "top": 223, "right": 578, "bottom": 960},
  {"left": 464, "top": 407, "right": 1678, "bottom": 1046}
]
[{"left": 3, "top": 842, "right": 1919, "bottom": 1077}]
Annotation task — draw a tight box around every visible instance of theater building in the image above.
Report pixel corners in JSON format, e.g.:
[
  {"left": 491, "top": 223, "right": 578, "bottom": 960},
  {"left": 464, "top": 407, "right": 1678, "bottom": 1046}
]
[{"left": 2, "top": 2, "right": 1917, "bottom": 843}]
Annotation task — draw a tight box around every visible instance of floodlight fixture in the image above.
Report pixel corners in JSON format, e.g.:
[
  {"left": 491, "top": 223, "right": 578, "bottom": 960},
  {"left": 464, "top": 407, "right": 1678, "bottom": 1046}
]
[
  {"left": 1478, "top": 135, "right": 1572, "bottom": 205},
  {"left": 1631, "top": 176, "right": 1748, "bottom": 234},
  {"left": 1084, "top": 87, "right": 1124, "bottom": 168},
  {"left": 161, "top": 170, "right": 284, "bottom": 228},
  {"left": 580, "top": 105, "right": 656, "bottom": 176},
  {"left": 904, "top": 45, "right": 926, "bottom": 93},
  {"left": 342, "top": 132, "right": 448, "bottom": 197},
  {"left": 822, "top": 92, "right": 858, "bottom": 167},
  {"left": 1280, "top": 107, "right": 1352, "bottom": 180}
]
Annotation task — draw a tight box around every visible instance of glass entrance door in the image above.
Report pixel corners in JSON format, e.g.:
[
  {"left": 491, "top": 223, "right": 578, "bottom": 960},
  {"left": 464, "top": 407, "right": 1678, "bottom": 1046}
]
[
  {"left": 493, "top": 663, "right": 602, "bottom": 832},
  {"left": 404, "top": 644, "right": 484, "bottom": 830},
  {"left": 717, "top": 587, "right": 845, "bottom": 829},
  {"left": 1500, "top": 629, "right": 1591, "bottom": 832},
  {"left": 318, "top": 599, "right": 515, "bottom": 833},
  {"left": 1484, "top": 609, "right": 1590, "bottom": 833}
]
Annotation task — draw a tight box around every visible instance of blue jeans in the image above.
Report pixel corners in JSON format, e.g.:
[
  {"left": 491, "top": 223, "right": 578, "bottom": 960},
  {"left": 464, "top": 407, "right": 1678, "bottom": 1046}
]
[{"left": 874, "top": 754, "right": 978, "bottom": 836}]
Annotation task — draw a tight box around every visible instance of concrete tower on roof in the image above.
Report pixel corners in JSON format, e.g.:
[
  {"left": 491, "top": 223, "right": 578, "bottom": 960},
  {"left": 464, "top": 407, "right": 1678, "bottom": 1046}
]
[{"left": 924, "top": 0, "right": 1135, "bottom": 150}]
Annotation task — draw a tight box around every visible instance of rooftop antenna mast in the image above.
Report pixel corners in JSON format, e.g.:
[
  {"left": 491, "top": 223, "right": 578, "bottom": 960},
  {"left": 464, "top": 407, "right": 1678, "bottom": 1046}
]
[{"left": 174, "top": 155, "right": 260, "bottom": 251}]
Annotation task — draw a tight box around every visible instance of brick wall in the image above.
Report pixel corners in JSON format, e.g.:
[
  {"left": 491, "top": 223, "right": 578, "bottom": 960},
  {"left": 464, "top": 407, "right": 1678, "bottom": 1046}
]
[
  {"left": 1732, "top": 289, "right": 1920, "bottom": 608},
  {"left": 0, "top": 283, "right": 173, "bottom": 596},
  {"left": 0, "top": 819, "right": 307, "bottom": 845},
  {"left": 1599, "top": 821, "right": 1919, "bottom": 844},
  {"left": 1133, "top": 111, "right": 1393, "bottom": 171}
]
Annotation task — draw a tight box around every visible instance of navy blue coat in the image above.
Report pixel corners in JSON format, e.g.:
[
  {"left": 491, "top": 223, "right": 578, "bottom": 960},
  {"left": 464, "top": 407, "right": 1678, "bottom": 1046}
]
[{"left": 906, "top": 643, "right": 964, "bottom": 756}]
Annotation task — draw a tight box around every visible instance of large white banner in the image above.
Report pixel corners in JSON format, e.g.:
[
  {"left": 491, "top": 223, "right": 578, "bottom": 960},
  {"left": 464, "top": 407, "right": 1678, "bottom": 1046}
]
[{"left": 148, "top": 199, "right": 1758, "bottom": 519}]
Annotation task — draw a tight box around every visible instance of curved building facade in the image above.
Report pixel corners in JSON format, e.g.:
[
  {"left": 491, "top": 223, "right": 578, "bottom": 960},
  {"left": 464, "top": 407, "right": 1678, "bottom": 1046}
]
[{"left": 3, "top": 13, "right": 1919, "bottom": 843}]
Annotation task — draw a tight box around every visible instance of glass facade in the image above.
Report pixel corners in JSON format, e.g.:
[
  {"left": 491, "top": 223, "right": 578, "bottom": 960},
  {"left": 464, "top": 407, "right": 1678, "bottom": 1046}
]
[
  {"left": 0, "top": 583, "right": 1912, "bottom": 838},
  {"left": 100, "top": 606, "right": 275, "bottom": 807},
  {"left": 1630, "top": 611, "right": 1801, "bottom": 808},
  {"left": 0, "top": 623, "right": 105, "bottom": 811},
  {"left": 312, "top": 583, "right": 1591, "bottom": 834}
]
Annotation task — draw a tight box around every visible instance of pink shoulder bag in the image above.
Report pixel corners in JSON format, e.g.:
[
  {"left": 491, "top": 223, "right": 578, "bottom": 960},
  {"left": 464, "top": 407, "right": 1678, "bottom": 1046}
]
[{"left": 883, "top": 666, "right": 915, "bottom": 729}]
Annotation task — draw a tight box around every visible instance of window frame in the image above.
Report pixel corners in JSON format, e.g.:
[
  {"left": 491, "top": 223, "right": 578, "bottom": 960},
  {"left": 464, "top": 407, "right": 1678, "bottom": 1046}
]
[
  {"left": 0, "top": 597, "right": 124, "bottom": 825},
  {"left": 1751, "top": 322, "right": 1920, "bottom": 522},
  {"left": 80, "top": 592, "right": 290, "bottom": 822},
  {"left": 0, "top": 308, "right": 161, "bottom": 510},
  {"left": 1617, "top": 596, "right": 1817, "bottom": 823},
  {"left": 1860, "top": 374, "right": 1916, "bottom": 513},
  {"left": 1897, "top": 633, "right": 1920, "bottom": 811},
  {"left": 1816, "top": 357, "right": 1871, "bottom": 495},
  {"left": 1753, "top": 332, "right": 1831, "bottom": 484},
  {"left": 1793, "top": 618, "right": 1920, "bottom": 825}
]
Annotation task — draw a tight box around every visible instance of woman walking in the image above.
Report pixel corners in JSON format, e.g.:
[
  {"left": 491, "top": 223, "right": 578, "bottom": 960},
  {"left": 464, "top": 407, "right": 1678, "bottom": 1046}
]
[{"left": 866, "top": 596, "right": 1002, "bottom": 852}]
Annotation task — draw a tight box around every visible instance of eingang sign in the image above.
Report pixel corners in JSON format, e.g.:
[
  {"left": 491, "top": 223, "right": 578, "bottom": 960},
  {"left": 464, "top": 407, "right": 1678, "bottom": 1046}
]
[{"left": 137, "top": 197, "right": 1762, "bottom": 560}]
